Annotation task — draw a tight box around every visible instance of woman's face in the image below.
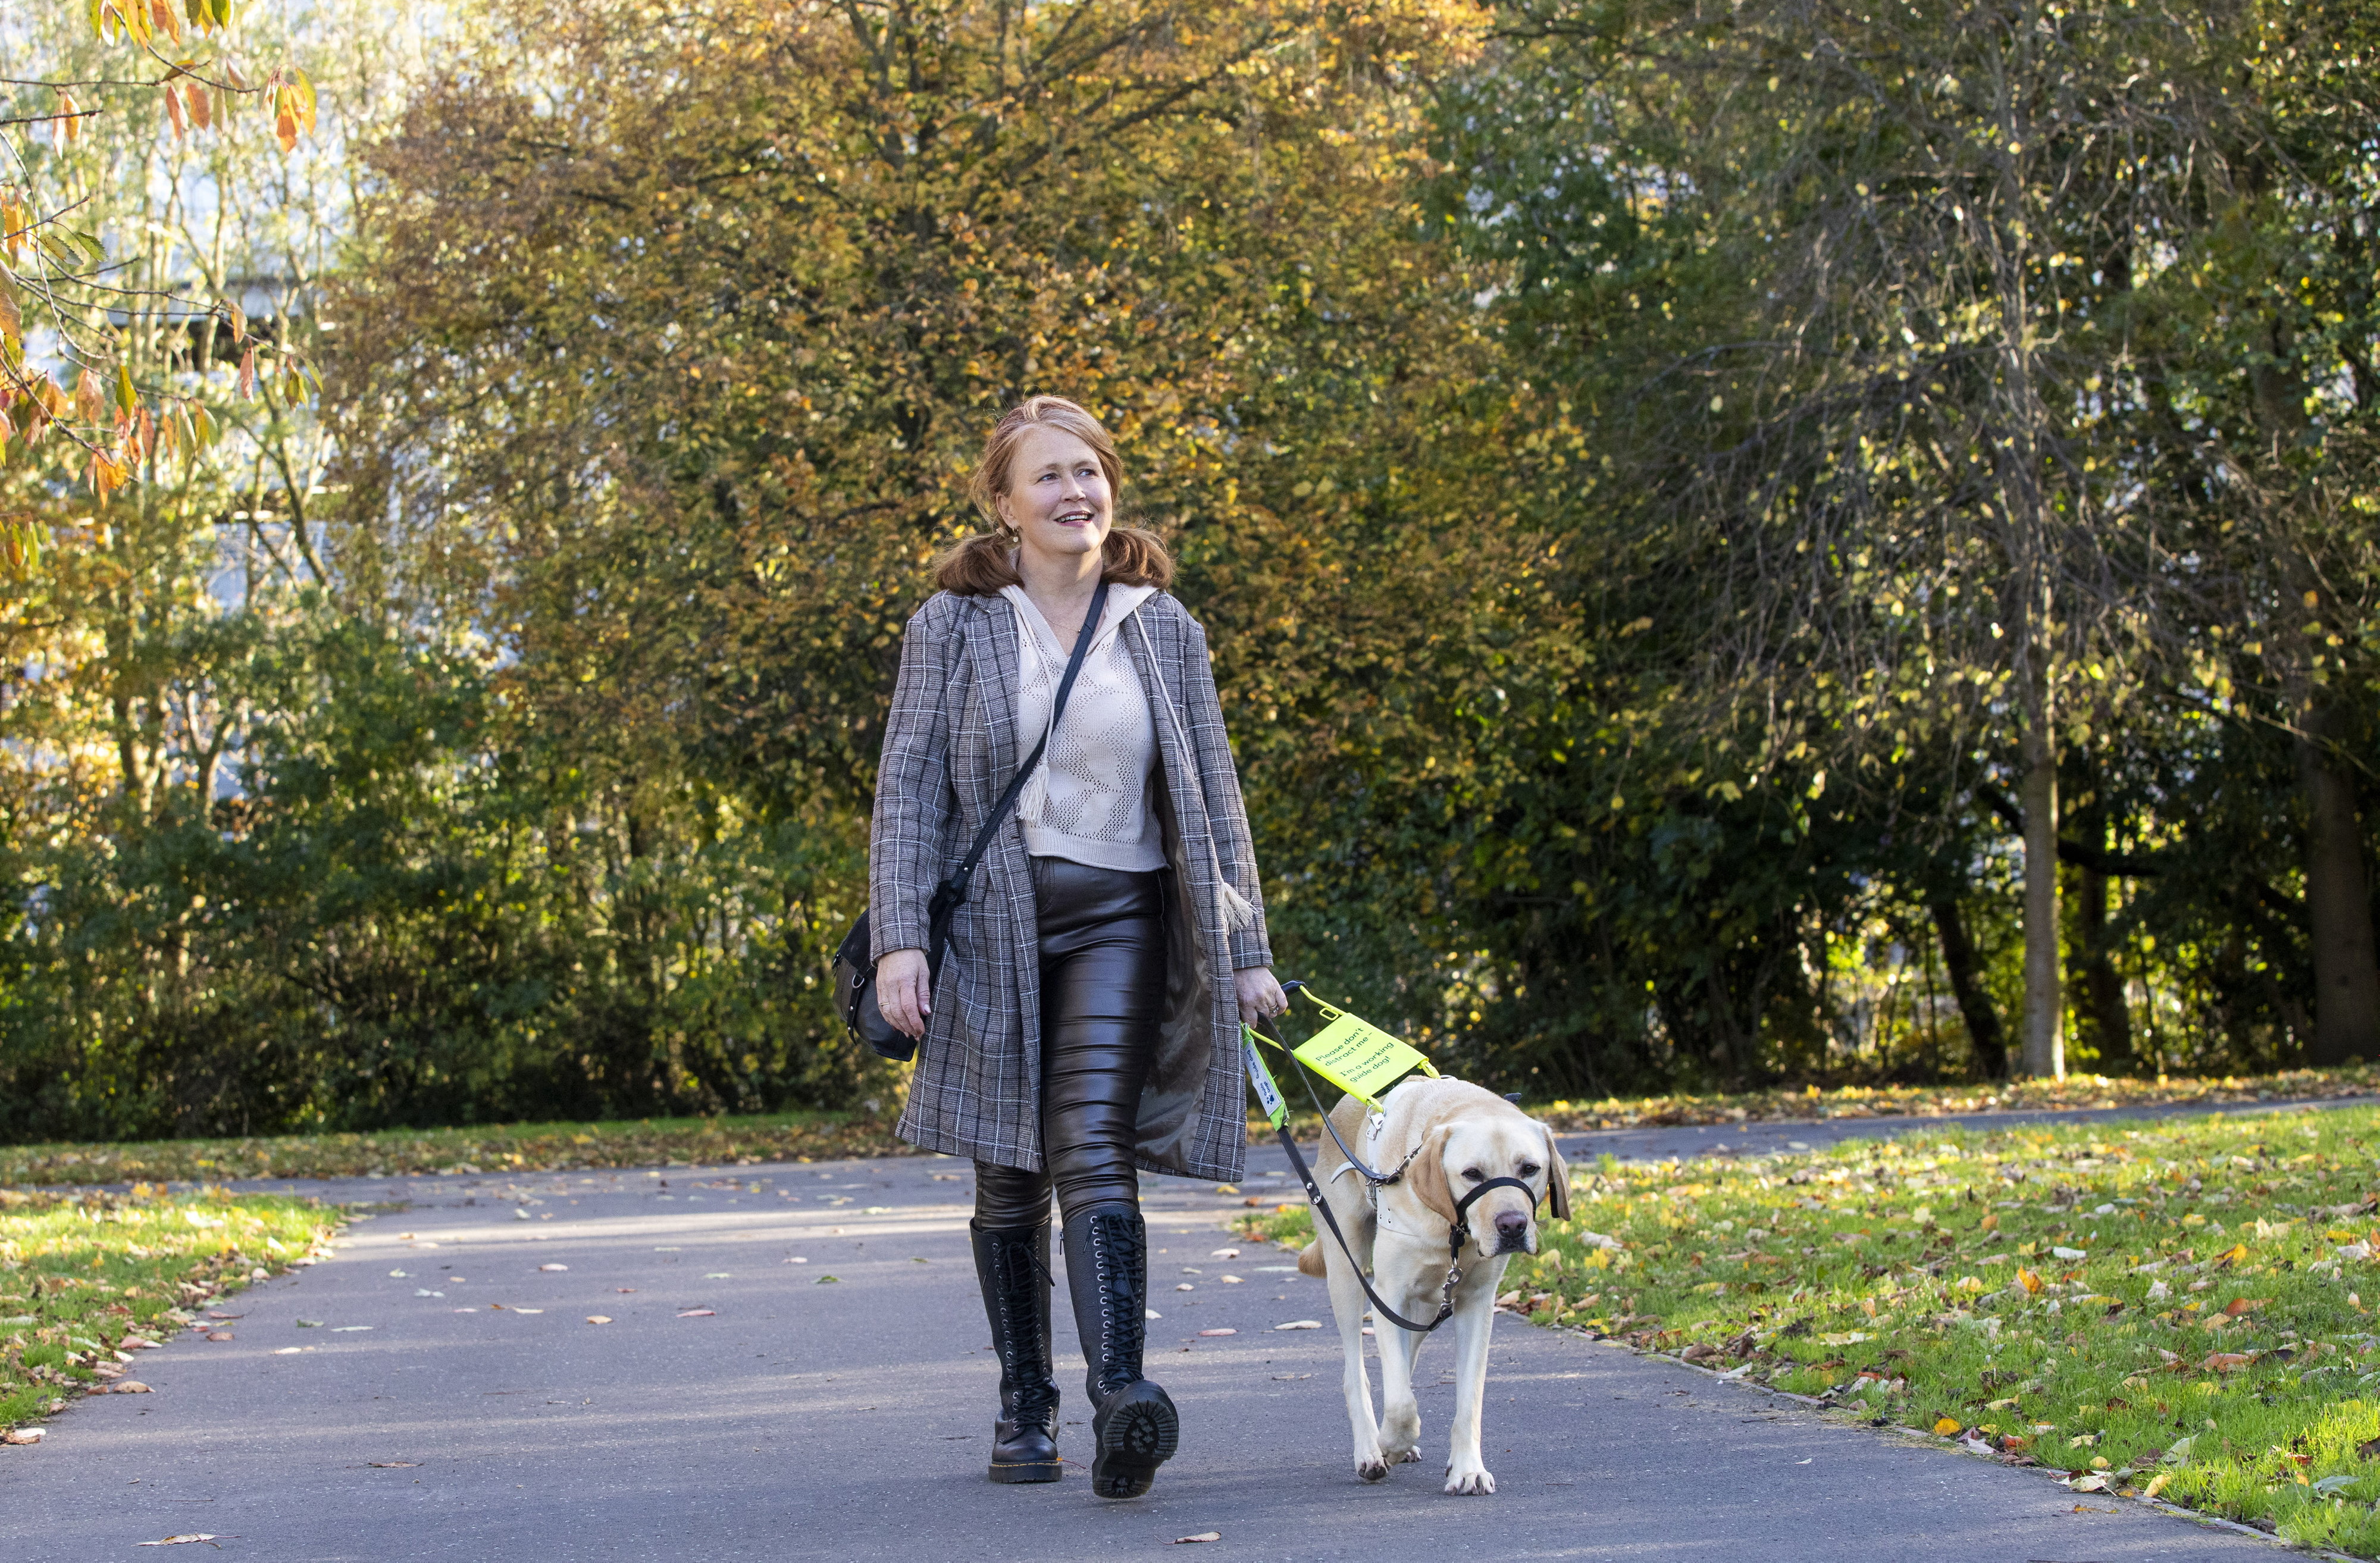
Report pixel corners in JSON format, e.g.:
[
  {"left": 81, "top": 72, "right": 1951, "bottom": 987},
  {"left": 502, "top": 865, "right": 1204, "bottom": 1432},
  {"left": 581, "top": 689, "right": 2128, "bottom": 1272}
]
[{"left": 997, "top": 424, "right": 1112, "bottom": 567}]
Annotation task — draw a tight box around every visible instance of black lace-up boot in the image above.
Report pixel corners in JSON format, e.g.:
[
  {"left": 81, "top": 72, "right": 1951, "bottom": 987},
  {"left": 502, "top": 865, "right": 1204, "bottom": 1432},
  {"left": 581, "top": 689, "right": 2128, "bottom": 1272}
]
[
  {"left": 970, "top": 1221, "right": 1061, "bottom": 1483},
  {"left": 1061, "top": 1203, "right": 1178, "bottom": 1499}
]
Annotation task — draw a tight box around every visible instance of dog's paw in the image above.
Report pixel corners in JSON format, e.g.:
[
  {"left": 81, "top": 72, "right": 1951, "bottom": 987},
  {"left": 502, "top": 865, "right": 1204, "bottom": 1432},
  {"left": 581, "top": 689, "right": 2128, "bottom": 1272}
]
[
  {"left": 1356, "top": 1458, "right": 1391, "bottom": 1483},
  {"left": 1398, "top": 1446, "right": 1423, "bottom": 1464},
  {"left": 1443, "top": 1465, "right": 1497, "bottom": 1496}
]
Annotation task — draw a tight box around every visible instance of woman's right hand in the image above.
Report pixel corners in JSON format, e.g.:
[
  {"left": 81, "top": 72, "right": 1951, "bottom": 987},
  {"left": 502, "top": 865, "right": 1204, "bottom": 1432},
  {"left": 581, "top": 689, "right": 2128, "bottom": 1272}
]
[{"left": 875, "top": 947, "right": 932, "bottom": 1039}]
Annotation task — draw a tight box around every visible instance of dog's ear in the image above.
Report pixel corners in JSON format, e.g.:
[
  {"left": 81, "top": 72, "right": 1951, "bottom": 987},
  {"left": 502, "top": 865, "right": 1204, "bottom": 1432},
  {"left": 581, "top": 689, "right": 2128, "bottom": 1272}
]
[
  {"left": 1404, "top": 1125, "right": 1458, "bottom": 1226},
  {"left": 1540, "top": 1125, "right": 1571, "bottom": 1222}
]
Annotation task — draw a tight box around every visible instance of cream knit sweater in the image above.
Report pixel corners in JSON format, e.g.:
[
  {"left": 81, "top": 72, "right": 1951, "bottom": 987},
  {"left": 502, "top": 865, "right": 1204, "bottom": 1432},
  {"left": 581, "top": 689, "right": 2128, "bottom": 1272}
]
[{"left": 1001, "top": 581, "right": 1166, "bottom": 873}]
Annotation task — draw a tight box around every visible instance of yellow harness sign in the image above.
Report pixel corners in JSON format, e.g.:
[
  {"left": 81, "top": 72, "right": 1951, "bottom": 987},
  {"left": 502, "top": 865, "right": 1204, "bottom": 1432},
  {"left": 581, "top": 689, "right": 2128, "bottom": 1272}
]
[{"left": 1289, "top": 999, "right": 1437, "bottom": 1108}]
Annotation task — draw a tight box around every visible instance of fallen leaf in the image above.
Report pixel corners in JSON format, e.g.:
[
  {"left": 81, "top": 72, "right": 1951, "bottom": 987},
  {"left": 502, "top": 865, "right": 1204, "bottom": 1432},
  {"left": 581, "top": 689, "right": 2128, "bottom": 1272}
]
[
  {"left": 2223, "top": 1298, "right": 2269, "bottom": 1317},
  {"left": 1210, "top": 1248, "right": 1241, "bottom": 1258},
  {"left": 586, "top": 1315, "right": 613, "bottom": 1325},
  {"left": 511, "top": 1309, "right": 543, "bottom": 1315},
  {"left": 538, "top": 1264, "right": 568, "bottom": 1272},
  {"left": 111, "top": 1382, "right": 152, "bottom": 1394},
  {"left": 2, "top": 1427, "right": 43, "bottom": 1445},
  {"left": 678, "top": 1309, "right": 716, "bottom": 1318},
  {"left": 368, "top": 1461, "right": 418, "bottom": 1468},
  {"left": 2016, "top": 1268, "right": 2044, "bottom": 1295},
  {"left": 2202, "top": 1352, "right": 2254, "bottom": 1372},
  {"left": 1198, "top": 1329, "right": 1238, "bottom": 1337},
  {"left": 1274, "top": 1320, "right": 1321, "bottom": 1330},
  {"left": 815, "top": 1276, "right": 840, "bottom": 1285},
  {"left": 135, "top": 1536, "right": 218, "bottom": 1547},
  {"left": 1176, "top": 1533, "right": 1223, "bottom": 1545},
  {"left": 270, "top": 1347, "right": 308, "bottom": 1355},
  {"left": 1933, "top": 1417, "right": 1963, "bottom": 1436},
  {"left": 616, "top": 1288, "right": 637, "bottom": 1293},
  {"left": 2069, "top": 1473, "right": 2110, "bottom": 1492}
]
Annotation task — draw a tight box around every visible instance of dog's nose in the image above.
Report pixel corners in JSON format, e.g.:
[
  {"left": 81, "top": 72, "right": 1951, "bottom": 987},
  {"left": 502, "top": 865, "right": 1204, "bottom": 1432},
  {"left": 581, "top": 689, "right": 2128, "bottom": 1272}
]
[{"left": 1493, "top": 1212, "right": 1529, "bottom": 1249}]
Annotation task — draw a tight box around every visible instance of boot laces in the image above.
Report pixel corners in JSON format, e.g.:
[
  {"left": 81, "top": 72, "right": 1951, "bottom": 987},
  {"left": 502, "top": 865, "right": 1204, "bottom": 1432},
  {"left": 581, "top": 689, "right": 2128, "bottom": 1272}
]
[{"left": 991, "top": 1238, "right": 1058, "bottom": 1425}]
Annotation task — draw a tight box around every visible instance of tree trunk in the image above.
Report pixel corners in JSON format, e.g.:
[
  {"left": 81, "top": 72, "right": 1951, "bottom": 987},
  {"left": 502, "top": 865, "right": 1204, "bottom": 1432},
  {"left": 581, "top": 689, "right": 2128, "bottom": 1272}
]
[
  {"left": 2019, "top": 704, "right": 2064, "bottom": 1078},
  {"left": 1931, "top": 898, "right": 2008, "bottom": 1080},
  {"left": 2071, "top": 799, "right": 2132, "bottom": 1071},
  {"left": 2297, "top": 699, "right": 2380, "bottom": 1064}
]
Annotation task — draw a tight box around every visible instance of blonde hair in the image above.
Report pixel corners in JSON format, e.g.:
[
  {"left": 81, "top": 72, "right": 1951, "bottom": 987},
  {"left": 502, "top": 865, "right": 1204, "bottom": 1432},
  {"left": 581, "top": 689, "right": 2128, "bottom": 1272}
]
[{"left": 935, "top": 395, "right": 1173, "bottom": 595}]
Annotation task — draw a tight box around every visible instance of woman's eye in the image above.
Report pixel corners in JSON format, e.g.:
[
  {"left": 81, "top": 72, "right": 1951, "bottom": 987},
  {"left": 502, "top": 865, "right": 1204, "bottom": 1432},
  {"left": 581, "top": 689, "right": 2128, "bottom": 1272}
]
[{"left": 1461, "top": 1169, "right": 1484, "bottom": 1183}]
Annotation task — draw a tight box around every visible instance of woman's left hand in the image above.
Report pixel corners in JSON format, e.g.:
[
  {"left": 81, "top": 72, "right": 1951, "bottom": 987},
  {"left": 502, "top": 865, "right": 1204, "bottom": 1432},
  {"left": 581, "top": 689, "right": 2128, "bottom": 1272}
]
[{"left": 1235, "top": 966, "right": 1289, "bottom": 1028}]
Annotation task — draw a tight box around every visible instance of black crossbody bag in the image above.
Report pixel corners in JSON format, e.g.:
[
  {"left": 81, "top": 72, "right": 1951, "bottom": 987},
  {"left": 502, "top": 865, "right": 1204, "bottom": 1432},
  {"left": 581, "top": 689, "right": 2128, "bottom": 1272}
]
[{"left": 832, "top": 577, "right": 1111, "bottom": 1062}]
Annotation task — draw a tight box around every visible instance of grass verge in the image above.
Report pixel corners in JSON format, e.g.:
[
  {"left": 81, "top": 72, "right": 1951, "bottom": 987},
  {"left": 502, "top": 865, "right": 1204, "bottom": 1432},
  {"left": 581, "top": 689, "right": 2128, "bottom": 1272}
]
[
  {"left": 1, "top": 1110, "right": 916, "bottom": 1188},
  {"left": 1238, "top": 1101, "right": 2380, "bottom": 1558},
  {"left": 1, "top": 1186, "right": 340, "bottom": 1442}
]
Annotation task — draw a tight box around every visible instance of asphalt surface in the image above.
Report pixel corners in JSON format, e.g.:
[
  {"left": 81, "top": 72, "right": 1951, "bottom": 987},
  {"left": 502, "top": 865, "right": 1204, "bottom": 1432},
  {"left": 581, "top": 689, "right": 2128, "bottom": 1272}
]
[
  {"left": 1551, "top": 1089, "right": 2376, "bottom": 1166},
  {"left": 1, "top": 1102, "right": 2329, "bottom": 1562}
]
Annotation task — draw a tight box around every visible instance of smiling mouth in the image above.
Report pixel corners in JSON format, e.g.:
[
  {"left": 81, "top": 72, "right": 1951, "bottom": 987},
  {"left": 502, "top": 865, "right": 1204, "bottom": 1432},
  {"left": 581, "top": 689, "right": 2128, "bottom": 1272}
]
[{"left": 1053, "top": 509, "right": 1096, "bottom": 525}]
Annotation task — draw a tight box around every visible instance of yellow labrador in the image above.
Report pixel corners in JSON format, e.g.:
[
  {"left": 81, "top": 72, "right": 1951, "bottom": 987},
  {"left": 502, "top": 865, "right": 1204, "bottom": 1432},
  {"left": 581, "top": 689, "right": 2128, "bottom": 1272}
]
[{"left": 1296, "top": 1077, "right": 1570, "bottom": 1493}]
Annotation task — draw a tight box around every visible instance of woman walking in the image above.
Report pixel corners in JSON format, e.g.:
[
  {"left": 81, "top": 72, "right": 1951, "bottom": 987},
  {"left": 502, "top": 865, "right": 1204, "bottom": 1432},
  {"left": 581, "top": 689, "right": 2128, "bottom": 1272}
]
[{"left": 869, "top": 396, "right": 1286, "bottom": 1499}]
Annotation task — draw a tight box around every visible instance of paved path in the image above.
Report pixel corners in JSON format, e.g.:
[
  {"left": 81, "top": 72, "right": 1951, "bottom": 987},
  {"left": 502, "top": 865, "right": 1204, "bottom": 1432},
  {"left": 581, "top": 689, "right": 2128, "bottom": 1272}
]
[
  {"left": 1551, "top": 1090, "right": 2373, "bottom": 1166},
  {"left": 1, "top": 1122, "right": 2315, "bottom": 1562}
]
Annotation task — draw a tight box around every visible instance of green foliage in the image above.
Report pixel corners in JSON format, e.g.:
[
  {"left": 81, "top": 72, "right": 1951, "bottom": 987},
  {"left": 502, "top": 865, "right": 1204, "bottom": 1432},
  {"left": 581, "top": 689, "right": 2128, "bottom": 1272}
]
[{"left": 2, "top": 0, "right": 2378, "bottom": 1138}]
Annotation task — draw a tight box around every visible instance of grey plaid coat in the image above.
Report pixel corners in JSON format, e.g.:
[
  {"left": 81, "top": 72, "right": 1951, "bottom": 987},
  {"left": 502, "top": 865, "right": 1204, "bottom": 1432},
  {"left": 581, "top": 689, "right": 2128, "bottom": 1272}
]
[{"left": 869, "top": 587, "right": 1272, "bottom": 1181}]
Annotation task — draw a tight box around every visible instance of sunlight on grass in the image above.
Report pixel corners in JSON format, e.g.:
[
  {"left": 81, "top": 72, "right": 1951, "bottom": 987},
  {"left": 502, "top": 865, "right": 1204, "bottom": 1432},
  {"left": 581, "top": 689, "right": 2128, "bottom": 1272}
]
[
  {"left": 0, "top": 1188, "right": 339, "bottom": 1438},
  {"left": 1240, "top": 1104, "right": 2380, "bottom": 1556}
]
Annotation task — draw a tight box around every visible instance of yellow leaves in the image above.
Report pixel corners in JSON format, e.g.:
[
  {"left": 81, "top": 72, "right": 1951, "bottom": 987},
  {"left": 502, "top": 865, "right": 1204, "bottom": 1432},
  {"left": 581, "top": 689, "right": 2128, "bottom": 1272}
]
[
  {"left": 89, "top": 448, "right": 130, "bottom": 500},
  {"left": 54, "top": 89, "right": 82, "bottom": 146},
  {"left": 268, "top": 70, "right": 317, "bottom": 154},
  {"left": 1933, "top": 1415, "right": 1964, "bottom": 1436},
  {"left": 1, "top": 518, "right": 41, "bottom": 580},
  {"left": 2016, "top": 1266, "right": 2045, "bottom": 1295}
]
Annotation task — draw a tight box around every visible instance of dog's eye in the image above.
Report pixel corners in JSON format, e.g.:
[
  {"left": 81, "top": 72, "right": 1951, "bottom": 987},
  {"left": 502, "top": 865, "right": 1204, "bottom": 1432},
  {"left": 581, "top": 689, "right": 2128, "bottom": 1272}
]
[
  {"left": 1518, "top": 1162, "right": 1541, "bottom": 1178},
  {"left": 1461, "top": 1168, "right": 1484, "bottom": 1183}
]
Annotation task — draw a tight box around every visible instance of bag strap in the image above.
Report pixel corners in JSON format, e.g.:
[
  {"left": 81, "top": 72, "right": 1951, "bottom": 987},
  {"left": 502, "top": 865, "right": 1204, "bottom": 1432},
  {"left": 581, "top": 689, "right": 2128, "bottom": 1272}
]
[{"left": 929, "top": 576, "right": 1111, "bottom": 942}]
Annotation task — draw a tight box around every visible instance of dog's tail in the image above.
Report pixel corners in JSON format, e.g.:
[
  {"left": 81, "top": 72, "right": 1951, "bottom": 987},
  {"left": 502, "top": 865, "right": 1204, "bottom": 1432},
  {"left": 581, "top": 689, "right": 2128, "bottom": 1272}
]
[{"left": 1297, "top": 1240, "right": 1326, "bottom": 1278}]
